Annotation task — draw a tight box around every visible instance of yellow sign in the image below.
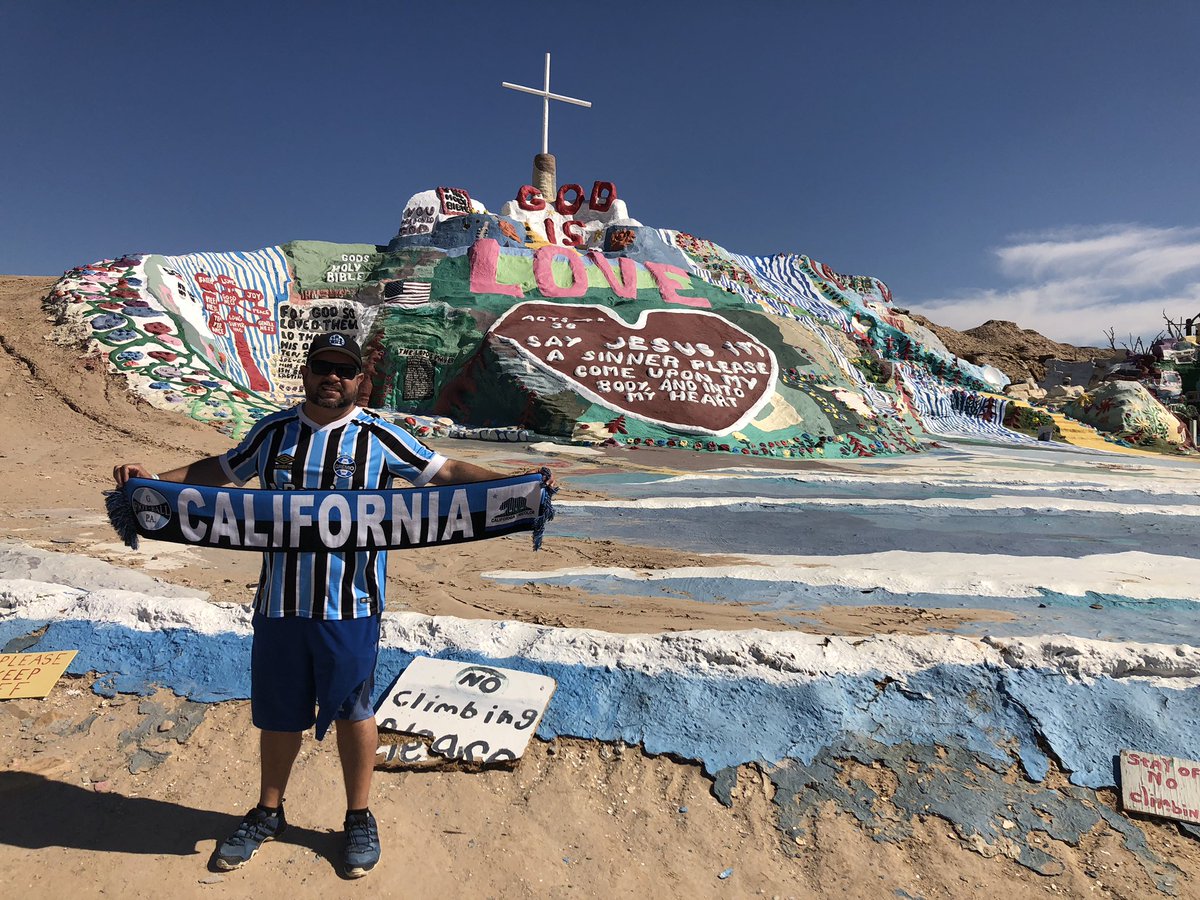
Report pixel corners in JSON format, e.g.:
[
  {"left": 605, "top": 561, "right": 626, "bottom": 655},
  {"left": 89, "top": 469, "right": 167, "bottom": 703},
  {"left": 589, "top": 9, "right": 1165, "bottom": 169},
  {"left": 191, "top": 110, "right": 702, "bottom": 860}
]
[{"left": 0, "top": 650, "right": 78, "bottom": 699}]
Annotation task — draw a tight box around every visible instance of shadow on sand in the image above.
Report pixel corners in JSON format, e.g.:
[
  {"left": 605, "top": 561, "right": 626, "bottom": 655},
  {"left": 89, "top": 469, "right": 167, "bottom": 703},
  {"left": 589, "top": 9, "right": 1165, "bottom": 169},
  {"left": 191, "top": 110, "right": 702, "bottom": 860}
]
[{"left": 0, "top": 771, "right": 339, "bottom": 871}]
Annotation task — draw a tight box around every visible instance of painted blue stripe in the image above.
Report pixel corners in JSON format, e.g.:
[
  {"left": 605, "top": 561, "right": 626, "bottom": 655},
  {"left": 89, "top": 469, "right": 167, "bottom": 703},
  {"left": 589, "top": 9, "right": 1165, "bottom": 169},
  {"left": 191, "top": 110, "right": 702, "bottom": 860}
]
[
  {"left": 488, "top": 572, "right": 1198, "bottom": 645},
  {"left": 10, "top": 618, "right": 1196, "bottom": 790}
]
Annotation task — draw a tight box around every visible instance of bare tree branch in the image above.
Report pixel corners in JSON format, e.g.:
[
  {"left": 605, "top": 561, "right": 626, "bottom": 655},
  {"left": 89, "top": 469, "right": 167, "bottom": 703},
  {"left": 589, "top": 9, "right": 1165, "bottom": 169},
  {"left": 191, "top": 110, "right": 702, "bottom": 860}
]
[{"left": 1162, "top": 310, "right": 1186, "bottom": 339}]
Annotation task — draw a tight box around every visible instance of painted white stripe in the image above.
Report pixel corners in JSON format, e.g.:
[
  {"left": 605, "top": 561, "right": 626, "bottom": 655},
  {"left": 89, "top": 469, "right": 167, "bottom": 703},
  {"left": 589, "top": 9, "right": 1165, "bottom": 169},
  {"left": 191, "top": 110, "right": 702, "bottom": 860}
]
[
  {"left": 642, "top": 469, "right": 1200, "bottom": 494},
  {"left": 4, "top": 577, "right": 1196, "bottom": 685},
  {"left": 557, "top": 494, "right": 1200, "bottom": 517},
  {"left": 488, "top": 548, "right": 1200, "bottom": 602},
  {"left": 898, "top": 362, "right": 1035, "bottom": 444},
  {"left": 735, "top": 253, "right": 852, "bottom": 329}
]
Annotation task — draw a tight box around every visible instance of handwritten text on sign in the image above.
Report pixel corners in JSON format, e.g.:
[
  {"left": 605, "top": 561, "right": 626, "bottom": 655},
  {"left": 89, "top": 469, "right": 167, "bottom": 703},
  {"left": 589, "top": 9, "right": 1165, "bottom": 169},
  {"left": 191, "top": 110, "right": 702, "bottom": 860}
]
[
  {"left": 0, "top": 650, "right": 78, "bottom": 699},
  {"left": 375, "top": 657, "right": 555, "bottom": 767},
  {"left": 1121, "top": 749, "right": 1200, "bottom": 824},
  {"left": 490, "top": 302, "right": 778, "bottom": 435}
]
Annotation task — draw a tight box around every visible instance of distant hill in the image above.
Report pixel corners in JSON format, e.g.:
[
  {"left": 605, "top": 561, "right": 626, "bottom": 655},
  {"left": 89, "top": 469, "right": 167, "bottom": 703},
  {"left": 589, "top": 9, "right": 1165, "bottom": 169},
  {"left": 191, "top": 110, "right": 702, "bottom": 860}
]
[{"left": 908, "top": 315, "right": 1116, "bottom": 384}]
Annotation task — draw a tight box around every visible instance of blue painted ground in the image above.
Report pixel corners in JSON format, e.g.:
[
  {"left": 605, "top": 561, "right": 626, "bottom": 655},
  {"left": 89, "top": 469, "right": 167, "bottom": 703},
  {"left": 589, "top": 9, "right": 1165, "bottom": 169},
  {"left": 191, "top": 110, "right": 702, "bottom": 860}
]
[
  {"left": 517, "top": 442, "right": 1200, "bottom": 644},
  {"left": 487, "top": 571, "right": 1195, "bottom": 644},
  {"left": 553, "top": 501, "right": 1200, "bottom": 559},
  {"left": 5, "top": 440, "right": 1195, "bottom": 887},
  {"left": 4, "top": 615, "right": 1197, "bottom": 792}
]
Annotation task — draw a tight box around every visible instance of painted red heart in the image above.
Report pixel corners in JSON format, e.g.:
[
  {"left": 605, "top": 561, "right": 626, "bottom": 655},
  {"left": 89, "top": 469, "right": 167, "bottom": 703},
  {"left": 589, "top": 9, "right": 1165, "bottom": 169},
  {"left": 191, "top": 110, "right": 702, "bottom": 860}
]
[{"left": 490, "top": 302, "right": 777, "bottom": 435}]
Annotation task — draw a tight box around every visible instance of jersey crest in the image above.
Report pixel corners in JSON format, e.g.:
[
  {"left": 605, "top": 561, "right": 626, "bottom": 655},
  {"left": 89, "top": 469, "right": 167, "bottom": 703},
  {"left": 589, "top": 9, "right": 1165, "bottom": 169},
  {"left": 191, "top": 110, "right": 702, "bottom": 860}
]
[{"left": 334, "top": 454, "right": 356, "bottom": 478}]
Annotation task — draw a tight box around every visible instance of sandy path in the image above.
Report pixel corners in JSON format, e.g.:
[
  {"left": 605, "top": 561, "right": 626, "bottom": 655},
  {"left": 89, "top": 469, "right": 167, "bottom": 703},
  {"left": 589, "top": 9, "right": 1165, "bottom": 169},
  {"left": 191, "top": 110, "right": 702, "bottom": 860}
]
[{"left": 3, "top": 678, "right": 1191, "bottom": 900}]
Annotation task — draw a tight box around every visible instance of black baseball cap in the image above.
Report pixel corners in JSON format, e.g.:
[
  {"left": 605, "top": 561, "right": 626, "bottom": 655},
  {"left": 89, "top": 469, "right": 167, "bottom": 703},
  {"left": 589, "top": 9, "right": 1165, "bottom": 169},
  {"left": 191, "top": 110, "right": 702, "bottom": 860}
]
[{"left": 306, "top": 333, "right": 362, "bottom": 368}]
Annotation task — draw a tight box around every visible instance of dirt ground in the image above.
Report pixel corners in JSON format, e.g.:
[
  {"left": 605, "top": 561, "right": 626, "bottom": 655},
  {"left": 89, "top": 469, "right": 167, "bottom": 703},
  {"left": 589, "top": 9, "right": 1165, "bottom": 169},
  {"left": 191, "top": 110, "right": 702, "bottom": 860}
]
[{"left": 1, "top": 274, "right": 1197, "bottom": 898}]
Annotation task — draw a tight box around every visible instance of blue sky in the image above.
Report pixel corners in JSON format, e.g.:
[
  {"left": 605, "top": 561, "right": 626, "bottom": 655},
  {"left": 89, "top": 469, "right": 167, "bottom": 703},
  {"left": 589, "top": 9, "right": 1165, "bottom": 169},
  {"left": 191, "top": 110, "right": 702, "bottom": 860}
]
[{"left": 3, "top": 1, "right": 1197, "bottom": 346}]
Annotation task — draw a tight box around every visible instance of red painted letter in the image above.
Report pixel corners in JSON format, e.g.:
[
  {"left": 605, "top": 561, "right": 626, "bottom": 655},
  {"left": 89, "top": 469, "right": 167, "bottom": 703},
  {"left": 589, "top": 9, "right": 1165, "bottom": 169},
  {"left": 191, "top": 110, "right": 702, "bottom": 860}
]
[
  {"left": 562, "top": 220, "right": 586, "bottom": 247},
  {"left": 555, "top": 184, "right": 584, "bottom": 216},
  {"left": 517, "top": 185, "right": 546, "bottom": 211},
  {"left": 588, "top": 181, "right": 616, "bottom": 213}
]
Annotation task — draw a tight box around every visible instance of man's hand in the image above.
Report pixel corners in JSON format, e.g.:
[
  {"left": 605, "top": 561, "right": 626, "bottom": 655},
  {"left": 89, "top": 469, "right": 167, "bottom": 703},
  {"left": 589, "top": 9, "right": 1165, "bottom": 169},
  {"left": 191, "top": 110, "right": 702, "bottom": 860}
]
[
  {"left": 113, "top": 463, "right": 155, "bottom": 487},
  {"left": 523, "top": 467, "right": 558, "bottom": 490},
  {"left": 111, "top": 456, "right": 230, "bottom": 488}
]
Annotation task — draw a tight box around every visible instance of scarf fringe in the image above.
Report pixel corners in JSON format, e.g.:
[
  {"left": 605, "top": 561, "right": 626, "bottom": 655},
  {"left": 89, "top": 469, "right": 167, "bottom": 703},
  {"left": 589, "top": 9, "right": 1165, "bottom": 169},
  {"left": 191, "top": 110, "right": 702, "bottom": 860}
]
[
  {"left": 532, "top": 466, "right": 558, "bottom": 552},
  {"left": 104, "top": 488, "right": 141, "bottom": 551}
]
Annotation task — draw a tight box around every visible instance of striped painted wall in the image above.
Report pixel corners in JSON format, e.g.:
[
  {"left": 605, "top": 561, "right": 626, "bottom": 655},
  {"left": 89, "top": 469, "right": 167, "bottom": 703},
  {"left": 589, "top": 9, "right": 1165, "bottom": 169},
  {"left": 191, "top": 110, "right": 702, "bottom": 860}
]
[
  {"left": 155, "top": 247, "right": 293, "bottom": 395},
  {"left": 897, "top": 362, "right": 1035, "bottom": 443}
]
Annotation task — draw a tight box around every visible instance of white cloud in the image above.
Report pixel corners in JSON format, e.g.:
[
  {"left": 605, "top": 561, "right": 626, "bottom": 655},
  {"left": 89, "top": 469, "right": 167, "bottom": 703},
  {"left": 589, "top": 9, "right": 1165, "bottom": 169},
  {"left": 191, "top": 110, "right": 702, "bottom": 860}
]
[{"left": 911, "top": 225, "right": 1200, "bottom": 347}]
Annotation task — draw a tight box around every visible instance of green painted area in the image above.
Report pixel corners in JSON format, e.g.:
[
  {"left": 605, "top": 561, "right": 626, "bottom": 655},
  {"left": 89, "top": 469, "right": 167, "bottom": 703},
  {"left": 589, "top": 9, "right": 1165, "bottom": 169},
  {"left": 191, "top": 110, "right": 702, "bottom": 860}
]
[
  {"left": 352, "top": 246, "right": 926, "bottom": 456},
  {"left": 1003, "top": 404, "right": 1060, "bottom": 440},
  {"left": 368, "top": 304, "right": 485, "bottom": 412},
  {"left": 1064, "top": 381, "right": 1187, "bottom": 451},
  {"left": 283, "top": 241, "right": 381, "bottom": 290}
]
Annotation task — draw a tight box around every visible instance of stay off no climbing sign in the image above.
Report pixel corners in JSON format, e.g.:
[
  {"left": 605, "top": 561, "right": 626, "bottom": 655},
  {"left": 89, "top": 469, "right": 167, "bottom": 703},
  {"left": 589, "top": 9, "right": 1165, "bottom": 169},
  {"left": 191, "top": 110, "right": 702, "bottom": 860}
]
[{"left": 1121, "top": 749, "right": 1200, "bottom": 825}]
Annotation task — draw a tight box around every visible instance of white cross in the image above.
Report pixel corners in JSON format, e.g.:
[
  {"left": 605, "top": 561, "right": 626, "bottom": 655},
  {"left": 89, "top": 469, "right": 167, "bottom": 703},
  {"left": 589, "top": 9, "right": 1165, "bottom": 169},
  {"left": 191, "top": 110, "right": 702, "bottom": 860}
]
[{"left": 501, "top": 53, "right": 592, "bottom": 156}]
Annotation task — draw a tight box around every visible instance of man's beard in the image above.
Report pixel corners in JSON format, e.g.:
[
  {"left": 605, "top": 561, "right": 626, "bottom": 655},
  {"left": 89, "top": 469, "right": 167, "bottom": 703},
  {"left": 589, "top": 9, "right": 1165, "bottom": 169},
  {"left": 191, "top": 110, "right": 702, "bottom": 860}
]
[{"left": 306, "top": 384, "right": 355, "bottom": 409}]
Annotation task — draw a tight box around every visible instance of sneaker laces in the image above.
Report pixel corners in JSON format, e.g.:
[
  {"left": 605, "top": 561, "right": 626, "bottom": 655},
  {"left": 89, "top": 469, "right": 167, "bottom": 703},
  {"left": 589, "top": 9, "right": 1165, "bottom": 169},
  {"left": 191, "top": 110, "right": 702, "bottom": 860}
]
[
  {"left": 227, "top": 809, "right": 278, "bottom": 847},
  {"left": 344, "top": 814, "right": 378, "bottom": 853}
]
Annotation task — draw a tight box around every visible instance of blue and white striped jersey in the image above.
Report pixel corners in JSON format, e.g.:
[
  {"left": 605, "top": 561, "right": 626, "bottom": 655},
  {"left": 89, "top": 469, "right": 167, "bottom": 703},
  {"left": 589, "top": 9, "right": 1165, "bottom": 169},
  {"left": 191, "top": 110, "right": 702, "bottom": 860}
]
[{"left": 219, "top": 404, "right": 446, "bottom": 619}]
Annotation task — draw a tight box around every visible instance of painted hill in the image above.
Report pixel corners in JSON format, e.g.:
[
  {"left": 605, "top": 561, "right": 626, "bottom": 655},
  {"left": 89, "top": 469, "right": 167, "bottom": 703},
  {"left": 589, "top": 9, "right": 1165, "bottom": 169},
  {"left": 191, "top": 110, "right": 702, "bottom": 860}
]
[{"left": 38, "top": 182, "right": 1173, "bottom": 456}]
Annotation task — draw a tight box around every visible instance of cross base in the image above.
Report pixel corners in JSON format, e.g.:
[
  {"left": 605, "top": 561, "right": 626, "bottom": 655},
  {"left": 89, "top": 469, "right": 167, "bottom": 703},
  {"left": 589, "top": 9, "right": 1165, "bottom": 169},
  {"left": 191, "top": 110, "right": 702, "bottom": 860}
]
[{"left": 533, "top": 153, "right": 556, "bottom": 203}]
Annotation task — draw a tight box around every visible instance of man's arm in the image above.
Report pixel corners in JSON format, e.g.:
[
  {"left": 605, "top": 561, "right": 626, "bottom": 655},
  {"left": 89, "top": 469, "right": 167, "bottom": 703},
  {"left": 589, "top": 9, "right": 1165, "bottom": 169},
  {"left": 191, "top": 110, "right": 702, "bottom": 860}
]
[
  {"left": 429, "top": 458, "right": 556, "bottom": 489},
  {"left": 113, "top": 456, "right": 232, "bottom": 488}
]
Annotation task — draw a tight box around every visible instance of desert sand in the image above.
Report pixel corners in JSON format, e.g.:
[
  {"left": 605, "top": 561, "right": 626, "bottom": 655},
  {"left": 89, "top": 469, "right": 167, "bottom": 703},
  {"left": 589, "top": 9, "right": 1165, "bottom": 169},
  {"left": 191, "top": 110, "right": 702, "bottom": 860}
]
[{"left": 1, "top": 274, "right": 1197, "bottom": 899}]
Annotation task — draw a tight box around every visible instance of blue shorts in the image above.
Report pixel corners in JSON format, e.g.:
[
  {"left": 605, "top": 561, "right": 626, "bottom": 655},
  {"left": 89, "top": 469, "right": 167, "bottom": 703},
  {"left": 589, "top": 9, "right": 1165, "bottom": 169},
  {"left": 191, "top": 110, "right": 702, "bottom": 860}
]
[{"left": 251, "top": 612, "right": 380, "bottom": 740}]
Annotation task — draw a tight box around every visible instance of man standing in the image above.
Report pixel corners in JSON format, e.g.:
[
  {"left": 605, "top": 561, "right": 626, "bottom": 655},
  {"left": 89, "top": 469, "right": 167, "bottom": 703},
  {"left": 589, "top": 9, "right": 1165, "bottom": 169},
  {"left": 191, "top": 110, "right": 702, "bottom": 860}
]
[{"left": 113, "top": 332, "right": 551, "bottom": 878}]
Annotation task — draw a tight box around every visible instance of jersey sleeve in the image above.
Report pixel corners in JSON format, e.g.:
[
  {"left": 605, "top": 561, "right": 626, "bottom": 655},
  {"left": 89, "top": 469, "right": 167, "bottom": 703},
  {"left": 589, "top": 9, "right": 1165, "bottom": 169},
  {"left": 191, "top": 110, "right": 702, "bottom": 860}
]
[
  {"left": 219, "top": 416, "right": 277, "bottom": 486},
  {"left": 373, "top": 423, "right": 446, "bottom": 486}
]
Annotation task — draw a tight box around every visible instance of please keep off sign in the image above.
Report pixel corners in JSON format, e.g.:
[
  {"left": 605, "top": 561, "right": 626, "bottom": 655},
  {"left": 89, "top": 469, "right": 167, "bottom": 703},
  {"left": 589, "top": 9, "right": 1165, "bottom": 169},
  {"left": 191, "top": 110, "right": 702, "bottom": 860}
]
[
  {"left": 0, "top": 650, "right": 78, "bottom": 699},
  {"left": 1121, "top": 749, "right": 1200, "bottom": 825}
]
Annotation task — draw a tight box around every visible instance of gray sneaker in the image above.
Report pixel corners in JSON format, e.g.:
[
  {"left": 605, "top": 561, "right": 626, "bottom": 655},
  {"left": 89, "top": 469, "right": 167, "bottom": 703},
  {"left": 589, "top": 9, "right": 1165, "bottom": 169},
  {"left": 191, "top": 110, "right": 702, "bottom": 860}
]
[
  {"left": 214, "top": 806, "right": 286, "bottom": 870},
  {"left": 342, "top": 811, "right": 381, "bottom": 878}
]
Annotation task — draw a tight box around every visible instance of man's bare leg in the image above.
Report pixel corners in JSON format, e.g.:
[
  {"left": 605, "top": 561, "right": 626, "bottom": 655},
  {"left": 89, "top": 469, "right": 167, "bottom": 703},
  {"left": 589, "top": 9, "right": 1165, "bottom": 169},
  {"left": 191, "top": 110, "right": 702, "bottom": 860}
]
[
  {"left": 213, "top": 729, "right": 298, "bottom": 869},
  {"left": 335, "top": 717, "right": 378, "bottom": 810},
  {"left": 259, "top": 730, "right": 303, "bottom": 807}
]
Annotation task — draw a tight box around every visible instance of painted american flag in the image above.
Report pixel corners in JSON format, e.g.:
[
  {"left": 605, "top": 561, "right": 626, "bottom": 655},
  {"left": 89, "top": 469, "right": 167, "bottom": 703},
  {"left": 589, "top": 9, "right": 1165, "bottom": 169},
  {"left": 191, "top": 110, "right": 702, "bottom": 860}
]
[{"left": 381, "top": 280, "right": 432, "bottom": 307}]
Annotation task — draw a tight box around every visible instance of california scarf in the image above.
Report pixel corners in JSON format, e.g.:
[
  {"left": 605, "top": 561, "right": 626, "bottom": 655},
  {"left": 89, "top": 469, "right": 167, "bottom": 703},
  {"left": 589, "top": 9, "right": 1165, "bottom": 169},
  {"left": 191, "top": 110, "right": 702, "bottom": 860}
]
[{"left": 105, "top": 471, "right": 556, "bottom": 553}]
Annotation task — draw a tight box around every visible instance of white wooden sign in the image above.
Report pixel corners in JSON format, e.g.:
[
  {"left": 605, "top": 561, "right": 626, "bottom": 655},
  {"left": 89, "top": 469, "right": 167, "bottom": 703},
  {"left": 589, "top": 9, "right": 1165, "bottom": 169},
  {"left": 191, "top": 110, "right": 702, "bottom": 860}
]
[
  {"left": 1121, "top": 749, "right": 1200, "bottom": 825},
  {"left": 375, "top": 657, "right": 556, "bottom": 767}
]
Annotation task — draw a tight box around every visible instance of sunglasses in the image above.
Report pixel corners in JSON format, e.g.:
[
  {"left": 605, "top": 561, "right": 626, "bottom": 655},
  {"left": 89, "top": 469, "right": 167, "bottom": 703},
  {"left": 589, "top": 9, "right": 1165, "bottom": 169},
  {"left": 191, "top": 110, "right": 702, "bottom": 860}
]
[{"left": 308, "top": 359, "right": 361, "bottom": 379}]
